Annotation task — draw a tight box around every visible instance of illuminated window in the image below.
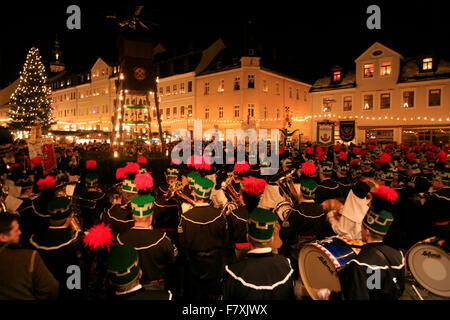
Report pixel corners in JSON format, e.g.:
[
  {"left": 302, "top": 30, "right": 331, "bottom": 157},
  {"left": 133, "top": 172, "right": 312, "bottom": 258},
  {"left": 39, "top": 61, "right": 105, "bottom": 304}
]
[
  {"left": 204, "top": 82, "right": 210, "bottom": 95},
  {"left": 218, "top": 79, "right": 225, "bottom": 92},
  {"left": 180, "top": 82, "right": 185, "bottom": 93},
  {"left": 423, "top": 58, "right": 433, "bottom": 70},
  {"left": 173, "top": 84, "right": 177, "bottom": 94},
  {"left": 173, "top": 107, "right": 177, "bottom": 118},
  {"left": 234, "top": 77, "right": 240, "bottom": 91},
  {"left": 322, "top": 98, "right": 332, "bottom": 112},
  {"left": 205, "top": 108, "right": 210, "bottom": 119},
  {"left": 380, "top": 93, "right": 391, "bottom": 109},
  {"left": 380, "top": 62, "right": 392, "bottom": 76},
  {"left": 218, "top": 106, "right": 224, "bottom": 118},
  {"left": 333, "top": 71, "right": 341, "bottom": 82},
  {"left": 180, "top": 106, "right": 185, "bottom": 117},
  {"left": 159, "top": 87, "right": 163, "bottom": 96},
  {"left": 166, "top": 108, "right": 170, "bottom": 119},
  {"left": 429, "top": 89, "right": 441, "bottom": 106},
  {"left": 343, "top": 96, "right": 352, "bottom": 111},
  {"left": 166, "top": 86, "right": 171, "bottom": 95},
  {"left": 363, "top": 64, "right": 374, "bottom": 78},
  {"left": 276, "top": 108, "right": 280, "bottom": 119},
  {"left": 364, "top": 94, "right": 373, "bottom": 110},
  {"left": 234, "top": 105, "right": 240, "bottom": 118},
  {"left": 188, "top": 105, "right": 192, "bottom": 117},
  {"left": 403, "top": 91, "right": 414, "bottom": 108}
]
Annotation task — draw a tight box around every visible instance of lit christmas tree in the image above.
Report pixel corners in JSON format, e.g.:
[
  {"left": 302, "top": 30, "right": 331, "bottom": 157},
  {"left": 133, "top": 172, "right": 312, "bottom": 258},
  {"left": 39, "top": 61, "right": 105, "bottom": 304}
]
[{"left": 8, "top": 47, "right": 54, "bottom": 132}]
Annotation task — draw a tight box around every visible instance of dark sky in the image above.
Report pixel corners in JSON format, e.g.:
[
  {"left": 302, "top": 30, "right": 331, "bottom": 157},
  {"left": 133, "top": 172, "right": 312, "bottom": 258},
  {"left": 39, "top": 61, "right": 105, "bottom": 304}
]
[{"left": 1, "top": 1, "right": 449, "bottom": 87}]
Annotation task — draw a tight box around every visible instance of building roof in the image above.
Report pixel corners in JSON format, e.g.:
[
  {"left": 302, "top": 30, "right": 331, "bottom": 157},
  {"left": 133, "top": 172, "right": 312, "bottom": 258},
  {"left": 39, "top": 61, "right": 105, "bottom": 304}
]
[
  {"left": 399, "top": 57, "right": 450, "bottom": 83},
  {"left": 310, "top": 71, "right": 356, "bottom": 92}
]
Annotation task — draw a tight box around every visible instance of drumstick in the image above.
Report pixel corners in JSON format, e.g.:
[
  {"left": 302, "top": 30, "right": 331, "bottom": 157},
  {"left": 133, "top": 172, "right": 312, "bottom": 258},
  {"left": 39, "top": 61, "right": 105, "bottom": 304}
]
[{"left": 411, "top": 284, "right": 424, "bottom": 300}]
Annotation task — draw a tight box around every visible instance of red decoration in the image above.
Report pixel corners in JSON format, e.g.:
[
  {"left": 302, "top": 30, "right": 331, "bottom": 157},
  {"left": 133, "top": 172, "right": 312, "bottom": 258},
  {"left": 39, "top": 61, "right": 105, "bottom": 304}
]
[
  {"left": 116, "top": 167, "right": 127, "bottom": 180},
  {"left": 406, "top": 153, "right": 416, "bottom": 163},
  {"left": 350, "top": 159, "right": 359, "bottom": 166},
  {"left": 372, "top": 186, "right": 399, "bottom": 204},
  {"left": 333, "top": 144, "right": 341, "bottom": 153},
  {"left": 125, "top": 162, "right": 140, "bottom": 174},
  {"left": 82, "top": 223, "right": 114, "bottom": 252},
  {"left": 306, "top": 147, "right": 314, "bottom": 155},
  {"left": 436, "top": 151, "right": 448, "bottom": 163},
  {"left": 37, "top": 175, "right": 56, "bottom": 190},
  {"left": 134, "top": 172, "right": 154, "bottom": 191},
  {"left": 137, "top": 156, "right": 147, "bottom": 165},
  {"left": 301, "top": 162, "right": 316, "bottom": 176},
  {"left": 86, "top": 160, "right": 97, "bottom": 170},
  {"left": 339, "top": 152, "right": 347, "bottom": 161},
  {"left": 379, "top": 153, "right": 391, "bottom": 164},
  {"left": 352, "top": 147, "right": 360, "bottom": 155},
  {"left": 241, "top": 176, "right": 267, "bottom": 196},
  {"left": 30, "top": 156, "right": 42, "bottom": 167},
  {"left": 234, "top": 161, "right": 250, "bottom": 174}
]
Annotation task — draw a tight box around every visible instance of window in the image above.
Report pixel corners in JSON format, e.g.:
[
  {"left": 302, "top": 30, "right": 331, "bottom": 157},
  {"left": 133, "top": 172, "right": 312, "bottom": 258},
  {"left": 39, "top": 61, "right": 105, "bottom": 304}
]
[
  {"left": 333, "top": 71, "right": 341, "bottom": 82},
  {"left": 289, "top": 87, "right": 293, "bottom": 98},
  {"left": 153, "top": 110, "right": 157, "bottom": 118},
  {"left": 263, "top": 106, "right": 268, "bottom": 119},
  {"left": 173, "top": 84, "right": 177, "bottom": 94},
  {"left": 159, "top": 87, "right": 164, "bottom": 96},
  {"left": 423, "top": 58, "right": 433, "bottom": 71},
  {"left": 263, "top": 80, "right": 268, "bottom": 92},
  {"left": 296, "top": 89, "right": 300, "bottom": 100},
  {"left": 343, "top": 96, "right": 352, "bottom": 111},
  {"left": 429, "top": 89, "right": 441, "bottom": 107},
  {"left": 187, "top": 81, "right": 193, "bottom": 92},
  {"left": 218, "top": 106, "right": 224, "bottom": 118},
  {"left": 363, "top": 94, "right": 373, "bottom": 110},
  {"left": 204, "top": 82, "right": 210, "bottom": 95},
  {"left": 380, "top": 93, "right": 391, "bottom": 109},
  {"left": 173, "top": 107, "right": 177, "bottom": 118},
  {"left": 181, "top": 106, "right": 185, "bottom": 118},
  {"left": 248, "top": 75, "right": 255, "bottom": 88},
  {"left": 188, "top": 105, "right": 192, "bottom": 117},
  {"left": 234, "top": 77, "right": 240, "bottom": 91},
  {"left": 276, "top": 83, "right": 280, "bottom": 95},
  {"left": 322, "top": 98, "right": 333, "bottom": 112},
  {"left": 205, "top": 108, "right": 209, "bottom": 119},
  {"left": 166, "top": 108, "right": 171, "bottom": 119},
  {"left": 105, "top": 105, "right": 108, "bottom": 113},
  {"left": 234, "top": 105, "right": 240, "bottom": 118},
  {"left": 218, "top": 79, "right": 224, "bottom": 92},
  {"left": 403, "top": 91, "right": 414, "bottom": 108},
  {"left": 166, "top": 86, "right": 171, "bottom": 95},
  {"left": 180, "top": 82, "right": 185, "bottom": 94},
  {"left": 304, "top": 90, "right": 307, "bottom": 101},
  {"left": 248, "top": 104, "right": 255, "bottom": 117},
  {"left": 159, "top": 109, "right": 163, "bottom": 119},
  {"left": 276, "top": 108, "right": 280, "bottom": 119},
  {"left": 380, "top": 62, "right": 392, "bottom": 76},
  {"left": 364, "top": 63, "right": 374, "bottom": 78}
]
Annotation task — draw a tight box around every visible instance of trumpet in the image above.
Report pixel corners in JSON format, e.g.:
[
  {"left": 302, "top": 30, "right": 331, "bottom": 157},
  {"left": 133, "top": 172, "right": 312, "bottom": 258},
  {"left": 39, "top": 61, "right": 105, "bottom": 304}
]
[{"left": 221, "top": 174, "right": 245, "bottom": 208}]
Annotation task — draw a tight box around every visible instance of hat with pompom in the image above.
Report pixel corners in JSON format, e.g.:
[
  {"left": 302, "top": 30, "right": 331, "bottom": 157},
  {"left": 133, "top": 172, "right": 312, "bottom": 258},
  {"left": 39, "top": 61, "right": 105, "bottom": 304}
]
[
  {"left": 363, "top": 186, "right": 398, "bottom": 236},
  {"left": 106, "top": 244, "right": 140, "bottom": 286},
  {"left": 247, "top": 207, "right": 278, "bottom": 242}
]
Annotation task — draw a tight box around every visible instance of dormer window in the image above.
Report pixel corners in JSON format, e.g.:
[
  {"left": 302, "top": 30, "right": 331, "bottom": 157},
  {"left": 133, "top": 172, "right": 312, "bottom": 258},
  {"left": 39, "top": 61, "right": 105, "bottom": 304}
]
[
  {"left": 363, "top": 64, "right": 374, "bottom": 78},
  {"left": 333, "top": 71, "right": 341, "bottom": 82},
  {"left": 422, "top": 58, "right": 433, "bottom": 70},
  {"left": 380, "top": 62, "right": 392, "bottom": 76}
]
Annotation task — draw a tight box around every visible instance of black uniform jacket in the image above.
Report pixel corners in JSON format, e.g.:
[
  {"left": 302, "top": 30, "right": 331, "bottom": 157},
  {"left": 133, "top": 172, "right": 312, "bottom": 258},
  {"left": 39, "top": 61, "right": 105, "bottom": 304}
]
[
  {"left": 222, "top": 247, "right": 295, "bottom": 300},
  {"left": 116, "top": 227, "right": 177, "bottom": 283}
]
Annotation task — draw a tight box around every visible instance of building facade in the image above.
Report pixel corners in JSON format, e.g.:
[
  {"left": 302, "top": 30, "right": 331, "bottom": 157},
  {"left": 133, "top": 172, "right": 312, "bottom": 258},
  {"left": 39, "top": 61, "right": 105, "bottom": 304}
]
[{"left": 310, "top": 42, "right": 450, "bottom": 144}]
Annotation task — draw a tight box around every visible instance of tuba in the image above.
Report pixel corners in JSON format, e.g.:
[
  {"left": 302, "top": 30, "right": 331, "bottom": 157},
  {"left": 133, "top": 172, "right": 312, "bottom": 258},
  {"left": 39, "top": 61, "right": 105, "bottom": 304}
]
[
  {"left": 221, "top": 174, "right": 245, "bottom": 211},
  {"left": 165, "top": 180, "right": 196, "bottom": 206},
  {"left": 275, "top": 168, "right": 299, "bottom": 226}
]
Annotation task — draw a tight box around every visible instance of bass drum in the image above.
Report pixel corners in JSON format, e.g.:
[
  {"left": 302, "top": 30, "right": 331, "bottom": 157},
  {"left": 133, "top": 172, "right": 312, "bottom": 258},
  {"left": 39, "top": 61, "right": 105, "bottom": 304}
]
[
  {"left": 298, "top": 236, "right": 362, "bottom": 300},
  {"left": 406, "top": 237, "right": 450, "bottom": 298}
]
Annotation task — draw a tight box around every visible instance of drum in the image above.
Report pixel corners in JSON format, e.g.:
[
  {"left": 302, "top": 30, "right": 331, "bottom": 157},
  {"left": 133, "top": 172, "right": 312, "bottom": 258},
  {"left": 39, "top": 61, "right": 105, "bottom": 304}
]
[
  {"left": 298, "top": 236, "right": 361, "bottom": 300},
  {"left": 406, "top": 237, "right": 450, "bottom": 298}
]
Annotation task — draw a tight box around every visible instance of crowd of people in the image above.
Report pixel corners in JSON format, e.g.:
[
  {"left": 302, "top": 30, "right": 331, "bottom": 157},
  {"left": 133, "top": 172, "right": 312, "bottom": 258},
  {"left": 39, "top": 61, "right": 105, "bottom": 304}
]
[{"left": 0, "top": 136, "right": 449, "bottom": 301}]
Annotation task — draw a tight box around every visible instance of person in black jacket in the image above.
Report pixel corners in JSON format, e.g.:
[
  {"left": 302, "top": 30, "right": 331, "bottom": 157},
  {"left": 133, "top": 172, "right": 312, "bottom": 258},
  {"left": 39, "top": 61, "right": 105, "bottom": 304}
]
[
  {"left": 222, "top": 207, "right": 295, "bottom": 300},
  {"left": 105, "top": 244, "right": 172, "bottom": 300}
]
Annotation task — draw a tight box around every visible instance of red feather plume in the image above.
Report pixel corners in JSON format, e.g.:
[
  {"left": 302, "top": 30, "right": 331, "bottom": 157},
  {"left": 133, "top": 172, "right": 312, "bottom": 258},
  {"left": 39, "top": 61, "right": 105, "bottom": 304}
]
[
  {"left": 379, "top": 153, "right": 391, "bottom": 164},
  {"left": 339, "top": 152, "right": 347, "bottom": 161},
  {"left": 375, "top": 159, "right": 382, "bottom": 170},
  {"left": 241, "top": 176, "right": 267, "bottom": 196},
  {"left": 372, "top": 186, "right": 399, "bottom": 204},
  {"left": 125, "top": 162, "right": 141, "bottom": 174},
  {"left": 37, "top": 175, "right": 56, "bottom": 190},
  {"left": 352, "top": 147, "right": 360, "bottom": 155},
  {"left": 279, "top": 146, "right": 286, "bottom": 155},
  {"left": 334, "top": 144, "right": 341, "bottom": 153},
  {"left": 82, "top": 223, "right": 114, "bottom": 252},
  {"left": 234, "top": 161, "right": 250, "bottom": 174},
  {"left": 317, "top": 151, "right": 326, "bottom": 162},
  {"left": 30, "top": 156, "right": 42, "bottom": 167},
  {"left": 306, "top": 147, "right": 314, "bottom": 155},
  {"left": 137, "top": 156, "right": 147, "bottom": 165},
  {"left": 425, "top": 151, "right": 435, "bottom": 160},
  {"left": 406, "top": 152, "right": 416, "bottom": 162},
  {"left": 301, "top": 162, "right": 316, "bottom": 176},
  {"left": 369, "top": 144, "right": 376, "bottom": 152},
  {"left": 431, "top": 145, "right": 439, "bottom": 153},
  {"left": 436, "top": 151, "right": 448, "bottom": 163},
  {"left": 350, "top": 159, "right": 359, "bottom": 166},
  {"left": 360, "top": 149, "right": 368, "bottom": 158},
  {"left": 116, "top": 167, "right": 127, "bottom": 180},
  {"left": 86, "top": 160, "right": 97, "bottom": 170},
  {"left": 134, "top": 172, "right": 154, "bottom": 191},
  {"left": 315, "top": 146, "right": 323, "bottom": 154}
]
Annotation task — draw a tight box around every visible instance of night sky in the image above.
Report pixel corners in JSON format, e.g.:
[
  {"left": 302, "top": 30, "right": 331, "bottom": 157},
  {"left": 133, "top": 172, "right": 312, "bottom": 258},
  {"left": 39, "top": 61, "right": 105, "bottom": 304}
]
[{"left": 0, "top": 1, "right": 449, "bottom": 88}]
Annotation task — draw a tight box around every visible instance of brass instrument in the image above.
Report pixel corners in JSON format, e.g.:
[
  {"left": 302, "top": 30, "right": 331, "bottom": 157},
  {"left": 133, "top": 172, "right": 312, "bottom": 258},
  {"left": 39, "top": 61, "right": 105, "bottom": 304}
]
[
  {"left": 276, "top": 168, "right": 300, "bottom": 206},
  {"left": 164, "top": 180, "right": 196, "bottom": 206},
  {"left": 221, "top": 174, "right": 245, "bottom": 208},
  {"left": 70, "top": 213, "right": 83, "bottom": 233}
]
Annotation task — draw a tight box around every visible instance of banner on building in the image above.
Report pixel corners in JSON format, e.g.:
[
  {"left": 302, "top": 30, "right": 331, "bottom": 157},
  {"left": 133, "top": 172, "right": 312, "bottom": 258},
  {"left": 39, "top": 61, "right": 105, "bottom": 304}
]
[
  {"left": 317, "top": 122, "right": 335, "bottom": 146},
  {"left": 339, "top": 120, "right": 355, "bottom": 142}
]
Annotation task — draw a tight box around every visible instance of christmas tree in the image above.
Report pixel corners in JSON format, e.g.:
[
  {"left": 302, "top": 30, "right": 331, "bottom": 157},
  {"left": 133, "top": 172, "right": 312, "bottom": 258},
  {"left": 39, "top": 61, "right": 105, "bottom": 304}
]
[{"left": 8, "top": 47, "right": 54, "bottom": 132}]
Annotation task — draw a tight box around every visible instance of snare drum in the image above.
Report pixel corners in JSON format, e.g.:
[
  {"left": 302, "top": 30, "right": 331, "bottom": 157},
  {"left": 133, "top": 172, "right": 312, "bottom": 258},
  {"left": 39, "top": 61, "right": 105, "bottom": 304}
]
[
  {"left": 406, "top": 237, "right": 450, "bottom": 298},
  {"left": 298, "top": 236, "right": 361, "bottom": 300}
]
